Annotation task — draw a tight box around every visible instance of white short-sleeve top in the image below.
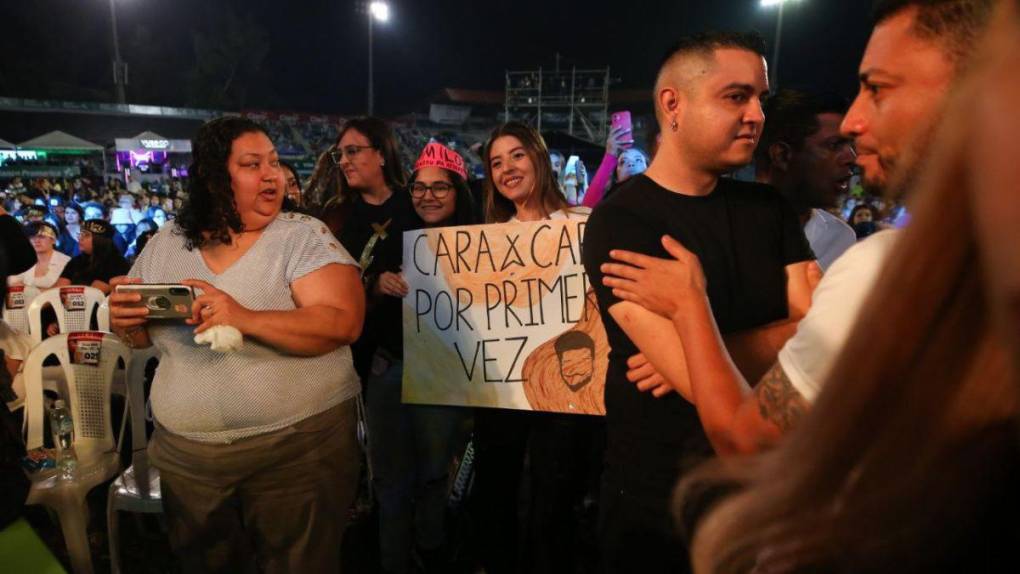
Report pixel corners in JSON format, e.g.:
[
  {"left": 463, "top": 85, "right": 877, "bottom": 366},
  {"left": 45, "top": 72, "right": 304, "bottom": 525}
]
[
  {"left": 129, "top": 213, "right": 361, "bottom": 443},
  {"left": 778, "top": 230, "right": 899, "bottom": 403}
]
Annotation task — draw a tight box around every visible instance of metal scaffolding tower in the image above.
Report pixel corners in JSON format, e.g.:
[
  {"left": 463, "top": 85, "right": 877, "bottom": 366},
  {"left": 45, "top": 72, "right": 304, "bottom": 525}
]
[{"left": 504, "top": 67, "right": 610, "bottom": 144}]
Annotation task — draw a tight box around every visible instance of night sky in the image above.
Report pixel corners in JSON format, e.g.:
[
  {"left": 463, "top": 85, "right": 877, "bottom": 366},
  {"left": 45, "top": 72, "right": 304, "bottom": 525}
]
[{"left": 1, "top": 0, "right": 875, "bottom": 115}]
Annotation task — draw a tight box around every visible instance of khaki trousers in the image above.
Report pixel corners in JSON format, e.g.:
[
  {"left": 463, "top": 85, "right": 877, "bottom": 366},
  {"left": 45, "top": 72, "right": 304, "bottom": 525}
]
[{"left": 148, "top": 398, "right": 361, "bottom": 574}]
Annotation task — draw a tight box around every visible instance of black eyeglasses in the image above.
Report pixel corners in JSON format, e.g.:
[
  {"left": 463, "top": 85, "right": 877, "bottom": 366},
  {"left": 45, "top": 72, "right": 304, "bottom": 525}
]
[
  {"left": 328, "top": 145, "right": 375, "bottom": 165},
  {"left": 410, "top": 182, "right": 454, "bottom": 199}
]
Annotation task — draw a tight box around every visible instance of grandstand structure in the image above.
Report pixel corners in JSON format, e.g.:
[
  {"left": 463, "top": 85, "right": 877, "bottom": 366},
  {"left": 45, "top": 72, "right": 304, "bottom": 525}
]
[{"left": 504, "top": 67, "right": 611, "bottom": 144}]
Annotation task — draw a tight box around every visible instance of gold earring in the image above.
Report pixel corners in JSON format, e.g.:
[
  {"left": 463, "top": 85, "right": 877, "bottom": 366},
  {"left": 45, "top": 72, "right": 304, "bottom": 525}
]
[{"left": 670, "top": 117, "right": 679, "bottom": 132}]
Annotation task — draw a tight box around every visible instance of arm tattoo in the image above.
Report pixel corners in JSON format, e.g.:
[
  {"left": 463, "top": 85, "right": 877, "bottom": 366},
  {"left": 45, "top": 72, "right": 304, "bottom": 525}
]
[{"left": 754, "top": 363, "right": 808, "bottom": 433}]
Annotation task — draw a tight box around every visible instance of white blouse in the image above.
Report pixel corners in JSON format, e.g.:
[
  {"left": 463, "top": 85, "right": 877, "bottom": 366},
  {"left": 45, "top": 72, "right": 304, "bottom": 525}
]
[{"left": 8, "top": 251, "right": 70, "bottom": 289}]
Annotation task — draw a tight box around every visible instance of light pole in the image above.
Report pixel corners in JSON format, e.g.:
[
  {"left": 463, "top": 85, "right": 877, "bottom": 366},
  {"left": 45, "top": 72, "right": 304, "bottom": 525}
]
[
  {"left": 761, "top": 0, "right": 799, "bottom": 92},
  {"left": 108, "top": 0, "right": 128, "bottom": 104},
  {"left": 367, "top": 1, "right": 390, "bottom": 116}
]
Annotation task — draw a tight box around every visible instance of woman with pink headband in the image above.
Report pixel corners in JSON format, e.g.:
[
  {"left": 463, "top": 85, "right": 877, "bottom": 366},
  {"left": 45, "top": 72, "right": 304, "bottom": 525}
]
[{"left": 365, "top": 141, "right": 477, "bottom": 574}]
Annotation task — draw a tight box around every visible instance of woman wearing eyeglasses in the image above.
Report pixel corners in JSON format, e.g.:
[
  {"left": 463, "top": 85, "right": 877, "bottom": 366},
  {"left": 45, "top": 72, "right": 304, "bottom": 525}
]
[
  {"left": 363, "top": 142, "right": 476, "bottom": 574},
  {"left": 324, "top": 118, "right": 421, "bottom": 381}
]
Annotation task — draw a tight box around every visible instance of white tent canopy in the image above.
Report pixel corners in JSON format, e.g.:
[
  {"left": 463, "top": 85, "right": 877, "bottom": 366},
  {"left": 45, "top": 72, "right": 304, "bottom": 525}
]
[
  {"left": 0, "top": 137, "right": 15, "bottom": 149},
  {"left": 19, "top": 130, "right": 103, "bottom": 151},
  {"left": 131, "top": 130, "right": 169, "bottom": 141}
]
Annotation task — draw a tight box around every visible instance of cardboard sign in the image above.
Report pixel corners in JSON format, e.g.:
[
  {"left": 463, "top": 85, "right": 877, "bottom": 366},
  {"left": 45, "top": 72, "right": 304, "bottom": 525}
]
[
  {"left": 5, "top": 286, "right": 26, "bottom": 310},
  {"left": 59, "top": 287, "right": 87, "bottom": 312},
  {"left": 402, "top": 219, "right": 607, "bottom": 415},
  {"left": 67, "top": 331, "right": 103, "bottom": 366}
]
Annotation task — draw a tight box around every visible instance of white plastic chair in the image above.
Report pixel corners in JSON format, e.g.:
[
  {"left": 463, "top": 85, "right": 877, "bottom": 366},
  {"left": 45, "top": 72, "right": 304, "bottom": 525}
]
[
  {"left": 3, "top": 284, "right": 40, "bottom": 337},
  {"left": 107, "top": 345, "right": 162, "bottom": 574},
  {"left": 96, "top": 295, "right": 111, "bottom": 333},
  {"left": 27, "top": 286, "right": 106, "bottom": 345},
  {"left": 23, "top": 331, "right": 130, "bottom": 574}
]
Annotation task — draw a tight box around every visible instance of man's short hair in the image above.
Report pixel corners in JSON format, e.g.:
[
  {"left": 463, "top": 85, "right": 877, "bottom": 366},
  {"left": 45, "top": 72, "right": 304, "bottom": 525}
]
[
  {"left": 755, "top": 89, "right": 849, "bottom": 169},
  {"left": 872, "top": 0, "right": 995, "bottom": 65},
  {"left": 554, "top": 331, "right": 595, "bottom": 359},
  {"left": 654, "top": 31, "right": 768, "bottom": 121},
  {"left": 657, "top": 31, "right": 768, "bottom": 71}
]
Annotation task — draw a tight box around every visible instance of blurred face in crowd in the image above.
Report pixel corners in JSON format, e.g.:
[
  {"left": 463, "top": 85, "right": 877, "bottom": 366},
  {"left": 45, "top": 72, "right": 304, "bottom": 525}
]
[
  {"left": 282, "top": 165, "right": 301, "bottom": 205},
  {"left": 667, "top": 48, "right": 769, "bottom": 173},
  {"left": 489, "top": 135, "right": 538, "bottom": 208},
  {"left": 151, "top": 208, "right": 167, "bottom": 227},
  {"left": 30, "top": 233, "right": 55, "bottom": 255},
  {"left": 64, "top": 208, "right": 80, "bottom": 225},
  {"left": 227, "top": 131, "right": 284, "bottom": 232},
  {"left": 616, "top": 148, "right": 648, "bottom": 182},
  {"left": 79, "top": 230, "right": 93, "bottom": 255},
  {"left": 119, "top": 195, "right": 134, "bottom": 209},
  {"left": 411, "top": 166, "right": 457, "bottom": 226},
  {"left": 841, "top": 7, "right": 956, "bottom": 194},
  {"left": 149, "top": 195, "right": 160, "bottom": 207},
  {"left": 852, "top": 206, "right": 874, "bottom": 225},
  {"left": 337, "top": 128, "right": 386, "bottom": 191},
  {"left": 788, "top": 113, "right": 857, "bottom": 209},
  {"left": 549, "top": 152, "right": 564, "bottom": 177}
]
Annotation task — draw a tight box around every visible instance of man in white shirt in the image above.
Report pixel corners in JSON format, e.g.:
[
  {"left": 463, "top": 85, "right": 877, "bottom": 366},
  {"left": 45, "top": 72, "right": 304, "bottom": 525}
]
[
  {"left": 599, "top": 0, "right": 994, "bottom": 454},
  {"left": 755, "top": 89, "right": 857, "bottom": 270}
]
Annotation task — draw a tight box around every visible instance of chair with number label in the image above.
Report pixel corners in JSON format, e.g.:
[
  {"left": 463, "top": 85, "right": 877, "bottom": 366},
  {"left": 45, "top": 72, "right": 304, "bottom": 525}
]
[
  {"left": 23, "top": 331, "right": 130, "bottom": 574},
  {"left": 3, "top": 285, "right": 41, "bottom": 338},
  {"left": 107, "top": 345, "right": 162, "bottom": 574},
  {"left": 27, "top": 286, "right": 106, "bottom": 345}
]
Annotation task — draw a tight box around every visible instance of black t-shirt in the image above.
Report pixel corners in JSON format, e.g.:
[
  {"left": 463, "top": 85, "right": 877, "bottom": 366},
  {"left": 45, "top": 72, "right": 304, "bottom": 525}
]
[
  {"left": 338, "top": 190, "right": 422, "bottom": 357},
  {"left": 583, "top": 174, "right": 813, "bottom": 485},
  {"left": 60, "top": 252, "right": 131, "bottom": 286}
]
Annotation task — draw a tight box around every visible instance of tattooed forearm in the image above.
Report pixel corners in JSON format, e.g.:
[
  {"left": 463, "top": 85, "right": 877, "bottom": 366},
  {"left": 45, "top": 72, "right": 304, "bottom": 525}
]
[{"left": 754, "top": 363, "right": 809, "bottom": 433}]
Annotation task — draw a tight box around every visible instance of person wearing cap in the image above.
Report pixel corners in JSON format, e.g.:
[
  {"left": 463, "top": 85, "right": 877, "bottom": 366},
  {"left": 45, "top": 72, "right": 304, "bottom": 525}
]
[
  {"left": 55, "top": 218, "right": 130, "bottom": 295},
  {"left": 7, "top": 222, "right": 70, "bottom": 290},
  {"left": 365, "top": 142, "right": 477, "bottom": 574}
]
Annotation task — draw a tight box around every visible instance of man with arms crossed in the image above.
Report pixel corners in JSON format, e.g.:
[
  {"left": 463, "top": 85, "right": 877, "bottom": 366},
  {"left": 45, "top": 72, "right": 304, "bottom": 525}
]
[
  {"left": 583, "top": 32, "right": 816, "bottom": 573},
  {"left": 601, "top": 0, "right": 994, "bottom": 455}
]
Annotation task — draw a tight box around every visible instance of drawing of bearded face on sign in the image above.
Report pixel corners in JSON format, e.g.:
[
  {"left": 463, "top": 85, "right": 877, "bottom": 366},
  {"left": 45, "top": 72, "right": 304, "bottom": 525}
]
[{"left": 554, "top": 331, "right": 595, "bottom": 392}]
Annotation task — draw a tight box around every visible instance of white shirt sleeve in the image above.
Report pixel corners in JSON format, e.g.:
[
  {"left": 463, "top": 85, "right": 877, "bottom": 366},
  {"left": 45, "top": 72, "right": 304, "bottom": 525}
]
[{"left": 777, "top": 231, "right": 899, "bottom": 403}]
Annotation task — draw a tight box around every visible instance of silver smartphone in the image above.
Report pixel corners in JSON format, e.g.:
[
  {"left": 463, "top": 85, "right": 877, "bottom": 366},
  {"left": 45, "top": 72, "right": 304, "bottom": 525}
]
[{"left": 115, "top": 284, "right": 195, "bottom": 320}]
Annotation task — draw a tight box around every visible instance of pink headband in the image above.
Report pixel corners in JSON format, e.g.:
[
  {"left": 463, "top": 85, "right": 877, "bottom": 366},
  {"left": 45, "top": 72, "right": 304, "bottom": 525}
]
[{"left": 414, "top": 142, "right": 467, "bottom": 180}]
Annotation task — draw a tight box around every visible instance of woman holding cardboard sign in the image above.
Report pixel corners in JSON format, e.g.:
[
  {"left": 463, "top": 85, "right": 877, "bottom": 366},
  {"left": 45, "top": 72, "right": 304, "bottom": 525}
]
[
  {"left": 363, "top": 141, "right": 477, "bottom": 574},
  {"left": 473, "top": 121, "right": 599, "bottom": 574}
]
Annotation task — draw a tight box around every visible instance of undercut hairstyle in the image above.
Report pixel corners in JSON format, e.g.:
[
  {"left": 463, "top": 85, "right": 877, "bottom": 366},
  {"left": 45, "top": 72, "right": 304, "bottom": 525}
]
[
  {"left": 554, "top": 331, "right": 596, "bottom": 359},
  {"left": 176, "top": 116, "right": 268, "bottom": 250},
  {"left": 755, "top": 89, "right": 850, "bottom": 170},
  {"left": 654, "top": 31, "right": 768, "bottom": 122},
  {"left": 872, "top": 0, "right": 995, "bottom": 66}
]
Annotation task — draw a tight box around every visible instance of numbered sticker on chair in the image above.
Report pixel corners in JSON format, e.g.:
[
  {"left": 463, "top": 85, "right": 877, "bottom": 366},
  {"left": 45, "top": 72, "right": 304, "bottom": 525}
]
[
  {"left": 60, "top": 287, "right": 87, "bottom": 312},
  {"left": 5, "top": 286, "right": 25, "bottom": 310},
  {"left": 68, "top": 331, "right": 103, "bottom": 366}
]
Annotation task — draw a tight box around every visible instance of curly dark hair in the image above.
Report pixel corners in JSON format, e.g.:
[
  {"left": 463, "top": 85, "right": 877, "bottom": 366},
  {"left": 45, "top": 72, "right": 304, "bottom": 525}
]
[{"left": 175, "top": 116, "right": 269, "bottom": 250}]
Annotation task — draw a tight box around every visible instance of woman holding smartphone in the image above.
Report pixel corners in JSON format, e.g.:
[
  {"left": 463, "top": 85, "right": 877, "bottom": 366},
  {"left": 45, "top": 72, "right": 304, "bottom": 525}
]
[{"left": 108, "top": 116, "right": 365, "bottom": 573}]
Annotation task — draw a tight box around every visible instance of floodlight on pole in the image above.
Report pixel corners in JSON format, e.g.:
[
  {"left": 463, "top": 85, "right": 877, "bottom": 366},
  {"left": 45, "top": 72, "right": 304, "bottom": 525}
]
[
  {"left": 761, "top": 0, "right": 803, "bottom": 91},
  {"left": 108, "top": 0, "right": 128, "bottom": 105},
  {"left": 366, "top": 1, "right": 390, "bottom": 115},
  {"left": 370, "top": 1, "right": 390, "bottom": 22}
]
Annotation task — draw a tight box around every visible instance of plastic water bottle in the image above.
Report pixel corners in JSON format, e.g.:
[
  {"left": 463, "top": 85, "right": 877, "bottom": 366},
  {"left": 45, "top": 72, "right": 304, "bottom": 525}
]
[{"left": 49, "top": 400, "right": 77, "bottom": 479}]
